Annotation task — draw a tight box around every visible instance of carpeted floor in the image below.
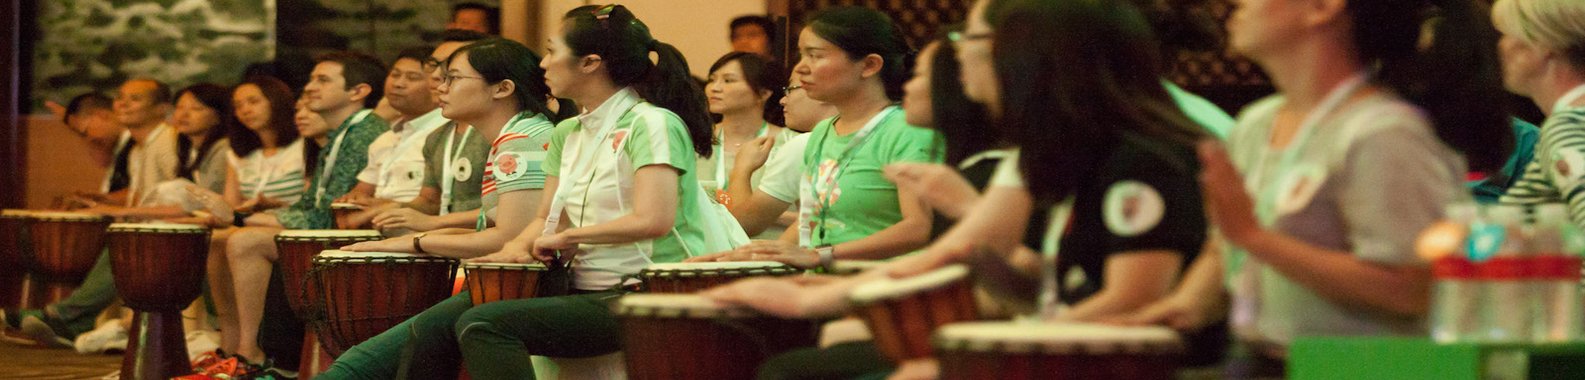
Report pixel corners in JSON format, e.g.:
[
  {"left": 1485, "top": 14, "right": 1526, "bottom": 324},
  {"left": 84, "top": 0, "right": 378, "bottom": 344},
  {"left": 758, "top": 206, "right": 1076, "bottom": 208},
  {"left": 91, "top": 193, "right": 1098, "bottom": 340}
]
[{"left": 0, "top": 339, "right": 120, "bottom": 380}]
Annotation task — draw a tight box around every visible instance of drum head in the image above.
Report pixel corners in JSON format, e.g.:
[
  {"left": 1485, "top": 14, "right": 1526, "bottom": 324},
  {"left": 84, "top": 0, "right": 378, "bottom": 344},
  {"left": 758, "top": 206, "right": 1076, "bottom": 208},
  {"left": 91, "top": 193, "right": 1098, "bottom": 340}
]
[
  {"left": 464, "top": 262, "right": 549, "bottom": 271},
  {"left": 26, "top": 211, "right": 108, "bottom": 222},
  {"left": 616, "top": 294, "right": 754, "bottom": 319},
  {"left": 935, "top": 321, "right": 1183, "bottom": 355},
  {"left": 640, "top": 261, "right": 797, "bottom": 277},
  {"left": 313, "top": 249, "right": 452, "bottom": 263},
  {"left": 107, "top": 222, "right": 207, "bottom": 233},
  {"left": 331, "top": 203, "right": 361, "bottom": 210},
  {"left": 277, "top": 229, "right": 384, "bottom": 240},
  {"left": 849, "top": 264, "right": 969, "bottom": 304}
]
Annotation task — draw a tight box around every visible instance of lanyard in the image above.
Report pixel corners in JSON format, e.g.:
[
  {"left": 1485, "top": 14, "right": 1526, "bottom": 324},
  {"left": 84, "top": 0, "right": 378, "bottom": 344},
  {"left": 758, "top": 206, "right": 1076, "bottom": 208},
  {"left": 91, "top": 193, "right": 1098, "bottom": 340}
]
[
  {"left": 798, "top": 105, "right": 899, "bottom": 247},
  {"left": 315, "top": 109, "right": 372, "bottom": 203},
  {"left": 713, "top": 122, "right": 769, "bottom": 189},
  {"left": 125, "top": 124, "right": 169, "bottom": 207},
  {"left": 440, "top": 124, "right": 474, "bottom": 215},
  {"left": 1554, "top": 84, "right": 1585, "bottom": 115},
  {"left": 1230, "top": 72, "right": 1369, "bottom": 338},
  {"left": 543, "top": 101, "right": 641, "bottom": 236},
  {"left": 1037, "top": 195, "right": 1075, "bottom": 319}
]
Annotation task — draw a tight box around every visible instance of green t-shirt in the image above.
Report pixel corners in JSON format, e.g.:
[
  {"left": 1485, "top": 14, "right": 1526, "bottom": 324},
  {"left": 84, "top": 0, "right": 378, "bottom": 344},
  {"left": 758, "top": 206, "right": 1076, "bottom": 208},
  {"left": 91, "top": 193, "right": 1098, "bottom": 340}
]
[
  {"left": 477, "top": 112, "right": 555, "bottom": 229},
  {"left": 420, "top": 122, "right": 488, "bottom": 215},
  {"left": 280, "top": 109, "right": 389, "bottom": 230},
  {"left": 542, "top": 89, "right": 713, "bottom": 289},
  {"left": 802, "top": 106, "right": 943, "bottom": 247}
]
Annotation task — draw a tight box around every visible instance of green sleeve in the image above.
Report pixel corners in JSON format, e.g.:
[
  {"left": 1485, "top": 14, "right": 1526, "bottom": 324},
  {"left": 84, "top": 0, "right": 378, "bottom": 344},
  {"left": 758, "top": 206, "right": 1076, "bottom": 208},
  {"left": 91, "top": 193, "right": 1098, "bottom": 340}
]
[
  {"left": 542, "top": 121, "right": 575, "bottom": 177},
  {"left": 622, "top": 107, "right": 695, "bottom": 175}
]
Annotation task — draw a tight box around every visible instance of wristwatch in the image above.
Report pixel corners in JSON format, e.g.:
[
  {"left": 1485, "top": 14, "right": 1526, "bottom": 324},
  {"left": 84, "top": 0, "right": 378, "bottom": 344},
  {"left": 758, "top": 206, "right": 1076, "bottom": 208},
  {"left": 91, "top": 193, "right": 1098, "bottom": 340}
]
[
  {"left": 412, "top": 232, "right": 430, "bottom": 254},
  {"left": 816, "top": 244, "right": 836, "bottom": 271}
]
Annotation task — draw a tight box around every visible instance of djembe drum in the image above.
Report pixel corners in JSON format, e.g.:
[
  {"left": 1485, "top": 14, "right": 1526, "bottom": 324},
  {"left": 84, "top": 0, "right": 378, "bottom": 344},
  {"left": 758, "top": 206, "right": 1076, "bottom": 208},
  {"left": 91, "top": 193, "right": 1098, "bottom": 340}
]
[
  {"left": 274, "top": 230, "right": 383, "bottom": 378},
  {"left": 617, "top": 294, "right": 819, "bottom": 380},
  {"left": 934, "top": 322, "right": 1184, "bottom": 380},
  {"left": 848, "top": 264, "right": 980, "bottom": 363},
  {"left": 22, "top": 211, "right": 111, "bottom": 306},
  {"left": 330, "top": 203, "right": 366, "bottom": 229},
  {"left": 310, "top": 250, "right": 458, "bottom": 356},
  {"left": 0, "top": 210, "right": 32, "bottom": 308},
  {"left": 463, "top": 262, "right": 548, "bottom": 304},
  {"left": 637, "top": 261, "right": 800, "bottom": 293},
  {"left": 106, "top": 223, "right": 209, "bottom": 380}
]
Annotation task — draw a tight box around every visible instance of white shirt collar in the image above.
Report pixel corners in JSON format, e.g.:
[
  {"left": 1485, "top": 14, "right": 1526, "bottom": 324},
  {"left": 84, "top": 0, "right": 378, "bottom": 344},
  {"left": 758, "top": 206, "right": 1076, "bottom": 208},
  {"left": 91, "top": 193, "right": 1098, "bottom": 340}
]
[
  {"left": 396, "top": 108, "right": 448, "bottom": 137},
  {"left": 576, "top": 87, "right": 642, "bottom": 133}
]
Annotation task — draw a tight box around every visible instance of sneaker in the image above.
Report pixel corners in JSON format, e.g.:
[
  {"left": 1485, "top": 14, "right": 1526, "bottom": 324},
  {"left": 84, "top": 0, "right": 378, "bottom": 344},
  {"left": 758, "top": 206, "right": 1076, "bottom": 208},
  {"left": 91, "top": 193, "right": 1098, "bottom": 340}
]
[
  {"left": 1, "top": 307, "right": 42, "bottom": 331},
  {"left": 19, "top": 311, "right": 76, "bottom": 348},
  {"left": 198, "top": 357, "right": 246, "bottom": 379},
  {"left": 74, "top": 322, "right": 128, "bottom": 354}
]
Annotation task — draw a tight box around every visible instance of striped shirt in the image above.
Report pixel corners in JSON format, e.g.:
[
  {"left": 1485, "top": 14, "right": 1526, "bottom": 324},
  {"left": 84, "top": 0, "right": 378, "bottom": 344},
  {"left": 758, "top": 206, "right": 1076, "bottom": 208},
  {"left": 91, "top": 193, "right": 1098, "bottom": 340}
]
[
  {"left": 230, "top": 138, "right": 307, "bottom": 205},
  {"left": 1500, "top": 108, "right": 1585, "bottom": 227},
  {"left": 479, "top": 112, "right": 556, "bottom": 223}
]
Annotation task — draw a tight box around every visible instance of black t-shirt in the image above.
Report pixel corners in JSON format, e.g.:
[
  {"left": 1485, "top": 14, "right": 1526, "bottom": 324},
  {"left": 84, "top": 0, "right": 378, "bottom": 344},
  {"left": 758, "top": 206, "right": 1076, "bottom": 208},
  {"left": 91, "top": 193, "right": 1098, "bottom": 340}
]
[{"left": 1051, "top": 134, "right": 1206, "bottom": 304}]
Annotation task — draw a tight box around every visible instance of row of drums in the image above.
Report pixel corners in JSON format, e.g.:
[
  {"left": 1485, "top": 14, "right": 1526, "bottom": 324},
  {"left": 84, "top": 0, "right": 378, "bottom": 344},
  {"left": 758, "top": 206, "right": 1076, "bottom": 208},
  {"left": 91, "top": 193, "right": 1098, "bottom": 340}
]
[{"left": 1, "top": 209, "right": 1188, "bottom": 380}]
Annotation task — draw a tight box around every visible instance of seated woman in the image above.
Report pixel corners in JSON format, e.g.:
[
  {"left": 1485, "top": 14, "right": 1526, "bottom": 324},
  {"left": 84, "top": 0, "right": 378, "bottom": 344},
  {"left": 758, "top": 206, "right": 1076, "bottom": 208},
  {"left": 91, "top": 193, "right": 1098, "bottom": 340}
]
[
  {"left": 692, "top": 6, "right": 941, "bottom": 270},
  {"left": 697, "top": 52, "right": 791, "bottom": 238},
  {"left": 707, "top": 0, "right": 1213, "bottom": 378},
  {"left": 314, "top": 37, "right": 573, "bottom": 380},
  {"left": 724, "top": 72, "right": 837, "bottom": 237}
]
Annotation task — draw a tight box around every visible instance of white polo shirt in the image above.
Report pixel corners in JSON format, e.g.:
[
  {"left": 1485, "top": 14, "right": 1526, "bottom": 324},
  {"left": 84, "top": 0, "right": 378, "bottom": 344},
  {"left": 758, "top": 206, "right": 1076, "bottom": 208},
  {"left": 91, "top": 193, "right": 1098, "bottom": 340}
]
[{"left": 358, "top": 108, "right": 447, "bottom": 202}]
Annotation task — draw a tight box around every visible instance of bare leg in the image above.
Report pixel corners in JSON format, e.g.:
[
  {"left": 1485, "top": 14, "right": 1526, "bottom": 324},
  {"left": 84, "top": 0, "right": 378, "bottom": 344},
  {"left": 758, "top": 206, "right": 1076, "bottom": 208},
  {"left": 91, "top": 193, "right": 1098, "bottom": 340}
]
[
  {"left": 225, "top": 226, "right": 282, "bottom": 364},
  {"left": 207, "top": 227, "right": 240, "bottom": 354}
]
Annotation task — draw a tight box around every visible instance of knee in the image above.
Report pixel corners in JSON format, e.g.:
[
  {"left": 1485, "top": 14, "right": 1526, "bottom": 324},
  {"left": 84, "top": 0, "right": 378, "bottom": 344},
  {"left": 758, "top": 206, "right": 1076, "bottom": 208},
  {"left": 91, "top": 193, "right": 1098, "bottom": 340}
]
[
  {"left": 225, "top": 228, "right": 275, "bottom": 260},
  {"left": 452, "top": 308, "right": 497, "bottom": 344}
]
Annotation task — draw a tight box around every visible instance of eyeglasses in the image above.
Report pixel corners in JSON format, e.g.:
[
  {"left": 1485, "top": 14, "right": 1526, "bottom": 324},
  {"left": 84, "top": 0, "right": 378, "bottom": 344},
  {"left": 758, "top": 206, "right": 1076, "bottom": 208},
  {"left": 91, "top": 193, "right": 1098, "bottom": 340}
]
[
  {"left": 424, "top": 57, "right": 444, "bottom": 73},
  {"left": 782, "top": 85, "right": 803, "bottom": 96},
  {"left": 439, "top": 73, "right": 486, "bottom": 86},
  {"left": 948, "top": 31, "right": 994, "bottom": 44}
]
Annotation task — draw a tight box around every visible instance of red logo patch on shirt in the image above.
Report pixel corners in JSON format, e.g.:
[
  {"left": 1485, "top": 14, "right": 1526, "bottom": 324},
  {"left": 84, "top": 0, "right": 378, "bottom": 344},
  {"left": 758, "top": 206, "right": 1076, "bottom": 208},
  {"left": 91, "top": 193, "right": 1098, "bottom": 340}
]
[
  {"left": 611, "top": 130, "right": 629, "bottom": 151},
  {"left": 497, "top": 153, "right": 519, "bottom": 177}
]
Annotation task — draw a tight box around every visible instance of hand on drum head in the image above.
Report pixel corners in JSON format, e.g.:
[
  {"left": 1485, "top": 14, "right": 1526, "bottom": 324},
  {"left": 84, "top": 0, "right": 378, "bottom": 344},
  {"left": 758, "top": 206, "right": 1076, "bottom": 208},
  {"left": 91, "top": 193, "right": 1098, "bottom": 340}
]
[
  {"left": 342, "top": 237, "right": 410, "bottom": 253},
  {"left": 884, "top": 162, "right": 979, "bottom": 220},
  {"left": 531, "top": 233, "right": 576, "bottom": 262},
  {"left": 701, "top": 277, "right": 825, "bottom": 318},
  {"left": 698, "top": 240, "right": 819, "bottom": 269},
  {"left": 1102, "top": 295, "right": 1222, "bottom": 333},
  {"left": 887, "top": 358, "right": 940, "bottom": 380}
]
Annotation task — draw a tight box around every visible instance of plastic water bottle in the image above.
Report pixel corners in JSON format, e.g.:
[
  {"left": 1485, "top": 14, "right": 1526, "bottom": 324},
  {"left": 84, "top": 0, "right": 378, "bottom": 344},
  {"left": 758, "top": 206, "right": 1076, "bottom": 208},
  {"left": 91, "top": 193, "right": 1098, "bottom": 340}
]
[
  {"left": 1480, "top": 205, "right": 1533, "bottom": 343},
  {"left": 1530, "top": 203, "right": 1583, "bottom": 342},
  {"left": 1430, "top": 202, "right": 1481, "bottom": 343}
]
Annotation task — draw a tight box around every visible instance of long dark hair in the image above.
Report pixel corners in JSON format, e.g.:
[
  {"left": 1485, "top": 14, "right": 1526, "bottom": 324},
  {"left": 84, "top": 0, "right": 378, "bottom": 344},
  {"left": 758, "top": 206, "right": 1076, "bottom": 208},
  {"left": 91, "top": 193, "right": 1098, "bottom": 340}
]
[
  {"left": 708, "top": 51, "right": 787, "bottom": 127},
  {"left": 990, "top": 0, "right": 1206, "bottom": 204},
  {"left": 1349, "top": 0, "right": 1511, "bottom": 172},
  {"left": 174, "top": 84, "right": 235, "bottom": 180},
  {"left": 562, "top": 4, "right": 713, "bottom": 157},
  {"left": 805, "top": 7, "right": 915, "bottom": 101},
  {"left": 927, "top": 37, "right": 995, "bottom": 164},
  {"left": 448, "top": 38, "right": 577, "bottom": 123},
  {"left": 230, "top": 75, "right": 301, "bottom": 157}
]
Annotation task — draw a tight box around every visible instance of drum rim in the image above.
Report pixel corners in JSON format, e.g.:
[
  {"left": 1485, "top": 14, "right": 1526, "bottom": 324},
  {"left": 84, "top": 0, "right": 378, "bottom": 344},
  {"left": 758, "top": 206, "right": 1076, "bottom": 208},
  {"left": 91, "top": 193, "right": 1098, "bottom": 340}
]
[
  {"left": 616, "top": 294, "right": 756, "bottom": 319},
  {"left": 848, "top": 264, "right": 970, "bottom": 304},
  {"left": 107, "top": 222, "right": 209, "bottom": 232},
  {"left": 276, "top": 229, "right": 385, "bottom": 239},
  {"left": 330, "top": 202, "right": 362, "bottom": 209},
  {"left": 932, "top": 321, "right": 1184, "bottom": 355},
  {"left": 313, "top": 249, "right": 458, "bottom": 261},
  {"left": 639, "top": 261, "right": 798, "bottom": 278},
  {"left": 463, "top": 262, "right": 549, "bottom": 270},
  {"left": 1, "top": 209, "right": 34, "bottom": 218},
  {"left": 24, "top": 211, "right": 110, "bottom": 221}
]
